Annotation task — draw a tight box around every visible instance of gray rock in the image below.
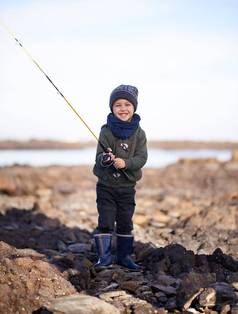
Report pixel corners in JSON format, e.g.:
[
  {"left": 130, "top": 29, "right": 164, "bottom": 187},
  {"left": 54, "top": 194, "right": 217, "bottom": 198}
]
[
  {"left": 100, "top": 283, "right": 119, "bottom": 292},
  {"left": 176, "top": 271, "right": 216, "bottom": 308},
  {"left": 198, "top": 287, "right": 216, "bottom": 307},
  {"left": 99, "top": 290, "right": 127, "bottom": 302},
  {"left": 151, "top": 284, "right": 177, "bottom": 295},
  {"left": 45, "top": 293, "right": 120, "bottom": 314},
  {"left": 209, "top": 282, "right": 237, "bottom": 305},
  {"left": 100, "top": 290, "right": 159, "bottom": 314},
  {"left": 156, "top": 274, "right": 180, "bottom": 287},
  {"left": 68, "top": 243, "right": 91, "bottom": 253}
]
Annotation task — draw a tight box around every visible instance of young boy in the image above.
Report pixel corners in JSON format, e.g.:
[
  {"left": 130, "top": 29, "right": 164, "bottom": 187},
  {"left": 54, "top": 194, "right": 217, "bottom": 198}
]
[{"left": 93, "top": 84, "right": 148, "bottom": 270}]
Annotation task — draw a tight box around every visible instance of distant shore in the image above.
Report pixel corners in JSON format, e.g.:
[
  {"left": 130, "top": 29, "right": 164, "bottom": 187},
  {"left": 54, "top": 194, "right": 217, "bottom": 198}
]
[{"left": 0, "top": 139, "right": 238, "bottom": 150}]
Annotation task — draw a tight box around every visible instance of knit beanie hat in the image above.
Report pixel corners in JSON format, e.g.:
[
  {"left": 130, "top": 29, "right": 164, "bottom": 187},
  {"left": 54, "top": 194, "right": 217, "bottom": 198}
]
[{"left": 109, "top": 84, "right": 138, "bottom": 112}]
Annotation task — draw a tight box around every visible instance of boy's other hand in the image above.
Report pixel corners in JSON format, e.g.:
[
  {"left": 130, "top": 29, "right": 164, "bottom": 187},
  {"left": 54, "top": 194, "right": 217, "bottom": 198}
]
[{"left": 114, "top": 158, "right": 126, "bottom": 169}]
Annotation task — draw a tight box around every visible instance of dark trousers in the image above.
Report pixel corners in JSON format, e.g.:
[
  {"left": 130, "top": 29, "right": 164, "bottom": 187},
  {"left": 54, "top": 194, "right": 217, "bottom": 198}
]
[{"left": 96, "top": 183, "right": 136, "bottom": 235}]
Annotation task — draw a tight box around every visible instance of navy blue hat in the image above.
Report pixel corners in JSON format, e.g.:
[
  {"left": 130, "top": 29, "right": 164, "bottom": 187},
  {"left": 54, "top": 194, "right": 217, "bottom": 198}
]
[{"left": 109, "top": 84, "right": 138, "bottom": 112}]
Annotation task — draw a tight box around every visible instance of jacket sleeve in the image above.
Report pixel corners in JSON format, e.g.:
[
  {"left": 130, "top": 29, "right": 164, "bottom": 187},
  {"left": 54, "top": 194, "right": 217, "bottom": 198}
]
[
  {"left": 124, "top": 129, "right": 148, "bottom": 171},
  {"left": 95, "top": 128, "right": 112, "bottom": 166}
]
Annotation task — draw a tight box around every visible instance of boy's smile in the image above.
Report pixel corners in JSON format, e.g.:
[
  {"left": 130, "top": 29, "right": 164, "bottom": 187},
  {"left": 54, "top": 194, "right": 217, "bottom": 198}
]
[{"left": 112, "top": 99, "right": 134, "bottom": 122}]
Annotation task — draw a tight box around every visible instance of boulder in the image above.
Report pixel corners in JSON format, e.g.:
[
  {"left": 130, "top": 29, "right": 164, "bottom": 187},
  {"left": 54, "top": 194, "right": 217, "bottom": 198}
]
[
  {"left": 44, "top": 294, "right": 120, "bottom": 314},
  {"left": 0, "top": 241, "right": 76, "bottom": 313}
]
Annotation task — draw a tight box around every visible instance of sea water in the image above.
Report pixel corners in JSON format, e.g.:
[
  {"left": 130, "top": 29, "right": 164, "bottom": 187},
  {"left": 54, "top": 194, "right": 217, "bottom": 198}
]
[{"left": 0, "top": 148, "right": 232, "bottom": 168}]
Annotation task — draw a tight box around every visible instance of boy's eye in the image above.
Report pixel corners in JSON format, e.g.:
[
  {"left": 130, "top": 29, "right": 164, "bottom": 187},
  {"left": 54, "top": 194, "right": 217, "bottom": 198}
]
[{"left": 114, "top": 102, "right": 132, "bottom": 108}]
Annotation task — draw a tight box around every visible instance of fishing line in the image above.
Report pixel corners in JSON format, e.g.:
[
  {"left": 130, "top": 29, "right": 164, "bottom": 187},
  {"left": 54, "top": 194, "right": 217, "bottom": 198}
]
[
  {"left": 0, "top": 19, "right": 100, "bottom": 143},
  {"left": 0, "top": 19, "right": 130, "bottom": 180}
]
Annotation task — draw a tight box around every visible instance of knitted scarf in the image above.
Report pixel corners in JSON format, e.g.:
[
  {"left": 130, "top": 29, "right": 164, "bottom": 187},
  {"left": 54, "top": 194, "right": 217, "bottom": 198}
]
[{"left": 107, "top": 113, "right": 141, "bottom": 139}]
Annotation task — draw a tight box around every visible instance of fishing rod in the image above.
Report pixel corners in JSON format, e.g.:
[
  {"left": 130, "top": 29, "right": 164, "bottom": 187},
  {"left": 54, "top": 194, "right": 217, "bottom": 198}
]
[{"left": 0, "top": 19, "right": 129, "bottom": 180}]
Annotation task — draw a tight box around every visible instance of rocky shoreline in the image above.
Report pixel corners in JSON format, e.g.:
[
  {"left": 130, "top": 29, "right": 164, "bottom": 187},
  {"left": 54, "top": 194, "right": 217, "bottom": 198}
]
[
  {"left": 0, "top": 139, "right": 238, "bottom": 150},
  {"left": 0, "top": 155, "right": 238, "bottom": 313}
]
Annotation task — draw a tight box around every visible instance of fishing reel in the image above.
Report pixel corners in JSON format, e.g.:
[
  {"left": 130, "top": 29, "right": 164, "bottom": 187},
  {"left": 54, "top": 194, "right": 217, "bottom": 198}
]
[
  {"left": 100, "top": 152, "right": 114, "bottom": 167},
  {"left": 101, "top": 153, "right": 122, "bottom": 179}
]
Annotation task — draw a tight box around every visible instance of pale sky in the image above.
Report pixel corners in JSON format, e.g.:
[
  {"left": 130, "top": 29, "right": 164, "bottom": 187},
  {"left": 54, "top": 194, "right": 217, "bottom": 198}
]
[{"left": 0, "top": 0, "right": 238, "bottom": 141}]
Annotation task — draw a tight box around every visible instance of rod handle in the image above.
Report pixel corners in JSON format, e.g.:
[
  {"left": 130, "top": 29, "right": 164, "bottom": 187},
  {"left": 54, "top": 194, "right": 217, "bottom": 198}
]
[{"left": 99, "top": 141, "right": 130, "bottom": 181}]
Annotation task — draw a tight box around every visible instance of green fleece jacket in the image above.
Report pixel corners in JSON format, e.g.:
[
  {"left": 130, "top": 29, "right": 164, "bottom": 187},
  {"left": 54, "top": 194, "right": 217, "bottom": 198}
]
[{"left": 93, "top": 125, "right": 148, "bottom": 187}]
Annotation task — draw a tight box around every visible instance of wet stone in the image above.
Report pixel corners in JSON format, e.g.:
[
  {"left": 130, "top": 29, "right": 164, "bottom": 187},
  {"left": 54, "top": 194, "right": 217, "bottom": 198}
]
[{"left": 151, "top": 284, "right": 177, "bottom": 295}]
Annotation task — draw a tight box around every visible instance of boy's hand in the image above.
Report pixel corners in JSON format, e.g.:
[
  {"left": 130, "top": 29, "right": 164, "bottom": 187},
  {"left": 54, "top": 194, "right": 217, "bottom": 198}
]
[
  {"left": 101, "top": 148, "right": 115, "bottom": 166},
  {"left": 114, "top": 158, "right": 126, "bottom": 169}
]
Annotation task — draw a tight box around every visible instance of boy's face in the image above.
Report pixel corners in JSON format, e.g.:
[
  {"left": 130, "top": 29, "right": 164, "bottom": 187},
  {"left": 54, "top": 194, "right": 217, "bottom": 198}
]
[{"left": 112, "top": 99, "right": 134, "bottom": 122}]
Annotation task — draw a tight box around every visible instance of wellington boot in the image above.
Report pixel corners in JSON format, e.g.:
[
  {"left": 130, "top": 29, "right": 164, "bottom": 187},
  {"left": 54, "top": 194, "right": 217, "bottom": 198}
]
[
  {"left": 116, "top": 234, "right": 141, "bottom": 271},
  {"left": 94, "top": 234, "right": 113, "bottom": 269}
]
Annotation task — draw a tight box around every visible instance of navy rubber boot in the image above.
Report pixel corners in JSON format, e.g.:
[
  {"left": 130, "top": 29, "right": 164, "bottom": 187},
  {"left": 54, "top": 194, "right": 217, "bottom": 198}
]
[
  {"left": 94, "top": 234, "right": 113, "bottom": 268},
  {"left": 116, "top": 234, "right": 141, "bottom": 271}
]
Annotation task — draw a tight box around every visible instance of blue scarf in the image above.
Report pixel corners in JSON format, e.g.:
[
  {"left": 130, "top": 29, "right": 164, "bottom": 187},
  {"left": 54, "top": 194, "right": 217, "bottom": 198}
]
[{"left": 107, "top": 113, "right": 141, "bottom": 139}]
